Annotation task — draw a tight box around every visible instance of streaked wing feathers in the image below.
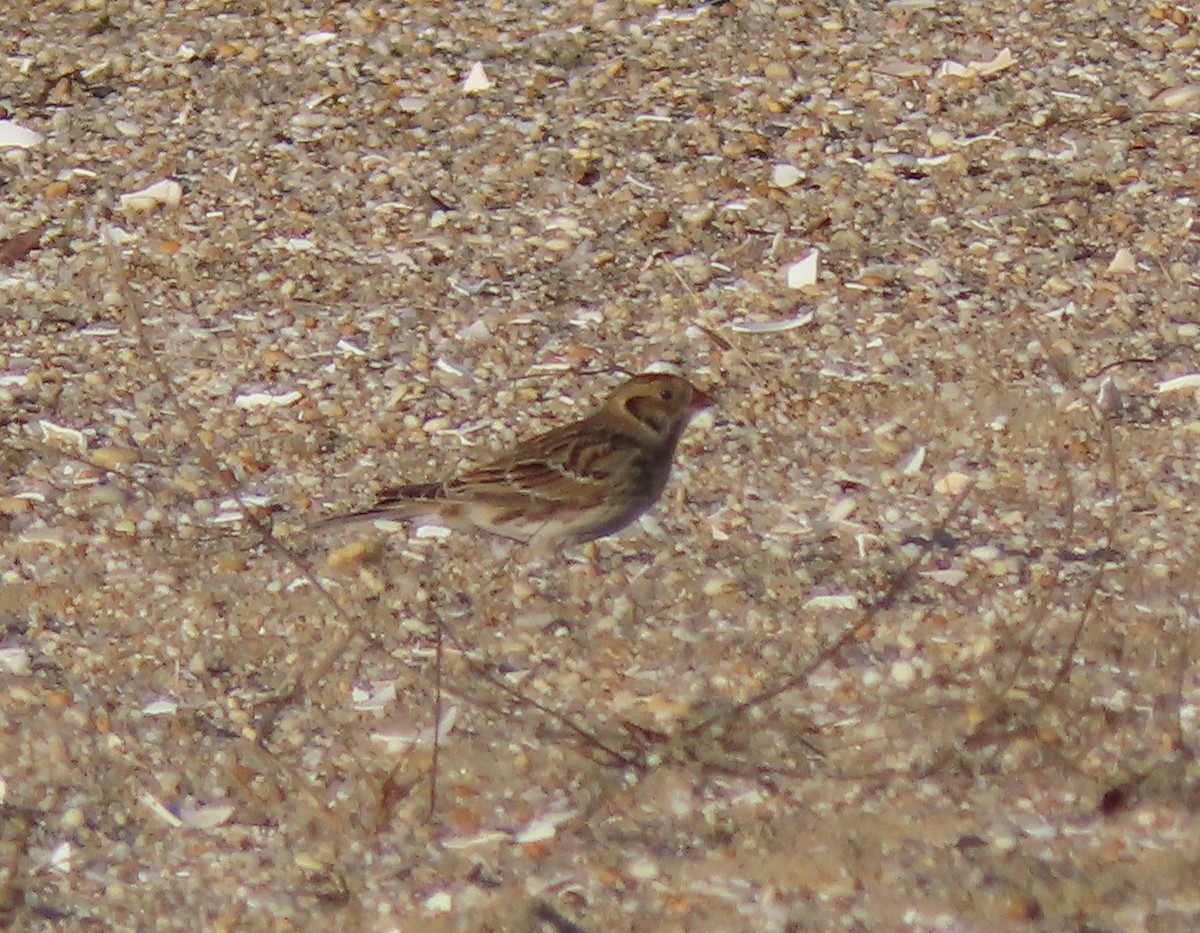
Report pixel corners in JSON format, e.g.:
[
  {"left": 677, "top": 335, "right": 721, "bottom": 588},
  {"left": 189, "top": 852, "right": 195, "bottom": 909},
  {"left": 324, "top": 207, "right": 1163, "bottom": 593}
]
[{"left": 450, "top": 424, "right": 647, "bottom": 506}]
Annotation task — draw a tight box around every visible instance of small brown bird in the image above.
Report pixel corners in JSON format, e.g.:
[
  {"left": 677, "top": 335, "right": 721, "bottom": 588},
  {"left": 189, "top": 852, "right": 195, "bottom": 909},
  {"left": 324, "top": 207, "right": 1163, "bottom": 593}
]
[{"left": 322, "top": 373, "right": 714, "bottom": 548}]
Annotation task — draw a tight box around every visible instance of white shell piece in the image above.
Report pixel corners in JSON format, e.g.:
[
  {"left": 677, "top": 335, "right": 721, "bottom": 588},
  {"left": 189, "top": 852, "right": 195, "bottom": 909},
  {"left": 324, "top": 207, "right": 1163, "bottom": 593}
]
[
  {"left": 462, "top": 62, "right": 493, "bottom": 93},
  {"left": 0, "top": 120, "right": 44, "bottom": 148},
  {"left": 120, "top": 179, "right": 182, "bottom": 211}
]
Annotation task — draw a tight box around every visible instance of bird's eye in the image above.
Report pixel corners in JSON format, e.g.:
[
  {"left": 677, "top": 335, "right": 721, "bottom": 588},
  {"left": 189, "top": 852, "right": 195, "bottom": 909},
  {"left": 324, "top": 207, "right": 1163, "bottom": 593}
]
[{"left": 659, "top": 388, "right": 675, "bottom": 401}]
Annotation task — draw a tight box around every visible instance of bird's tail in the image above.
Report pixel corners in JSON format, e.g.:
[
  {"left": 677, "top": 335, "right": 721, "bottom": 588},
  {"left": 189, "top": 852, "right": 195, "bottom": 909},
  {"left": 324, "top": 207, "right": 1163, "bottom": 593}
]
[
  {"left": 313, "top": 483, "right": 446, "bottom": 530},
  {"left": 373, "top": 482, "right": 445, "bottom": 505}
]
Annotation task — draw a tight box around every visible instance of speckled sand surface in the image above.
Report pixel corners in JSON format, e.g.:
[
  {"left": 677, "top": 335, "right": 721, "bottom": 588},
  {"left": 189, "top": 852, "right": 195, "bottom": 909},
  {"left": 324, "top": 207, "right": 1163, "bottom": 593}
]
[{"left": 4, "top": 1, "right": 1200, "bottom": 930}]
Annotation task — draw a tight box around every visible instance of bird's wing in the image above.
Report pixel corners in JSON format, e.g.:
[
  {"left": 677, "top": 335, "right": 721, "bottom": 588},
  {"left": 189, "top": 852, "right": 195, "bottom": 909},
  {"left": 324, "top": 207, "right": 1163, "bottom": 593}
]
[{"left": 448, "top": 423, "right": 645, "bottom": 506}]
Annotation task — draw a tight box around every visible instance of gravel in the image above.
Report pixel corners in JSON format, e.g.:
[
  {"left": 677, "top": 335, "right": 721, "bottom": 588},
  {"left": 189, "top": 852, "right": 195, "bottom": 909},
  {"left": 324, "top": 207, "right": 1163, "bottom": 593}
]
[{"left": 3, "top": 0, "right": 1200, "bottom": 929}]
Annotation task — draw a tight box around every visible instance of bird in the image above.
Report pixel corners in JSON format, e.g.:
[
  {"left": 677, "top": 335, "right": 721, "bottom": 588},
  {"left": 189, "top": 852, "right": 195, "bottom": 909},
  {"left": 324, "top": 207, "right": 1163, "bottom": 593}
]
[{"left": 320, "top": 372, "right": 715, "bottom": 548}]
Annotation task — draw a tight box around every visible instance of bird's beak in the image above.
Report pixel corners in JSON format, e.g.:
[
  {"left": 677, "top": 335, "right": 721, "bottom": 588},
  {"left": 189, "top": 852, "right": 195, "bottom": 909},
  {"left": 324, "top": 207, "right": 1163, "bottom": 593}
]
[{"left": 690, "top": 387, "right": 716, "bottom": 412}]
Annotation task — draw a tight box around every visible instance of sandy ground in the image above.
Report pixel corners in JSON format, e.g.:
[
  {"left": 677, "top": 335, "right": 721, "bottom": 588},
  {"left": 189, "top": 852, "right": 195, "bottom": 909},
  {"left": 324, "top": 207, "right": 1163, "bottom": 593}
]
[{"left": 4, "top": 0, "right": 1200, "bottom": 930}]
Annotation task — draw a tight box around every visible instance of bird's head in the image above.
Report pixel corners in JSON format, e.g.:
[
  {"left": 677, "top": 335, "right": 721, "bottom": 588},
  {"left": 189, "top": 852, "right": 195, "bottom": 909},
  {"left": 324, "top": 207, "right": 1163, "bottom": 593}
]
[{"left": 605, "top": 373, "right": 715, "bottom": 447}]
